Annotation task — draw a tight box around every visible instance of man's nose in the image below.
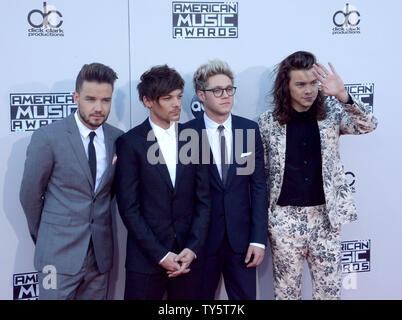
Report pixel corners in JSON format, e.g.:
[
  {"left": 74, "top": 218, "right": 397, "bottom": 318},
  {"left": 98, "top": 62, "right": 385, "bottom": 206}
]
[
  {"left": 221, "top": 89, "right": 230, "bottom": 98},
  {"left": 94, "top": 100, "right": 103, "bottom": 111}
]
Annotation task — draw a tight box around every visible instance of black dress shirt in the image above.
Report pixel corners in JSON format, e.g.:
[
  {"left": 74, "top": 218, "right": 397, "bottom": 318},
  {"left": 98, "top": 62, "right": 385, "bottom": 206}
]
[{"left": 277, "top": 106, "right": 326, "bottom": 206}]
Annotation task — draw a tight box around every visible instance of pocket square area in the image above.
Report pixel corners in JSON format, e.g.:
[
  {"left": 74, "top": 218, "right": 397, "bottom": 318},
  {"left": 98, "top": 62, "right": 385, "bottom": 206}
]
[
  {"left": 112, "top": 155, "right": 118, "bottom": 165},
  {"left": 240, "top": 152, "right": 252, "bottom": 158}
]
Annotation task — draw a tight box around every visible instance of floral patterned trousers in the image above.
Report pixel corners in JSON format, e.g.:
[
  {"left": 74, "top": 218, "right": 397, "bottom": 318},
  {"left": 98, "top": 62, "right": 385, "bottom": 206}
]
[{"left": 269, "top": 204, "right": 342, "bottom": 300}]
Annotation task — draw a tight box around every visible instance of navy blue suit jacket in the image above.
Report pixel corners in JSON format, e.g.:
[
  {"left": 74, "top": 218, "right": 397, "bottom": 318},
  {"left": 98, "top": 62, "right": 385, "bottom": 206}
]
[{"left": 185, "top": 114, "right": 268, "bottom": 256}]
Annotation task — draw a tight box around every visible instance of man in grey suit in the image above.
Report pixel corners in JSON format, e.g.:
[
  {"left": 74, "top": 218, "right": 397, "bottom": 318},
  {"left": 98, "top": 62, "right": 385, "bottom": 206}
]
[{"left": 19, "top": 63, "right": 123, "bottom": 300}]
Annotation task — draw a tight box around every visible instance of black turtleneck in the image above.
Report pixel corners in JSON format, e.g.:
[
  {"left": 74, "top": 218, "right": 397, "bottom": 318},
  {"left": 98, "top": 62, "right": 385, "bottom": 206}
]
[{"left": 277, "top": 106, "right": 326, "bottom": 207}]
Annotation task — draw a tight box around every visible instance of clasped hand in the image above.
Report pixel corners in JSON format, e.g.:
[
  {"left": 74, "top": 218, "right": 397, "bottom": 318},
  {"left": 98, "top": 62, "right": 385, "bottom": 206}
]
[{"left": 161, "top": 248, "right": 196, "bottom": 278}]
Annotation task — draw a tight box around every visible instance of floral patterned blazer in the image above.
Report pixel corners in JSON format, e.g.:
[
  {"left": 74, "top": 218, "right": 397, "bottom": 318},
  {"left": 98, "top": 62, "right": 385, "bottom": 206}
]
[{"left": 258, "top": 94, "right": 378, "bottom": 228}]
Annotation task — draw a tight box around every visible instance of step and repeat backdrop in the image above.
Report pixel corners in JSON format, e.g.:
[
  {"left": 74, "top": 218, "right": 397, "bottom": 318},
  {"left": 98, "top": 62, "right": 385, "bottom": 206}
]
[{"left": 1, "top": 0, "right": 401, "bottom": 300}]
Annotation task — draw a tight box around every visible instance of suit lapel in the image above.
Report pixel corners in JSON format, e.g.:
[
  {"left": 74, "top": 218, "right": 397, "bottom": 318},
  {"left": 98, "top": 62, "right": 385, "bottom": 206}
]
[
  {"left": 141, "top": 119, "right": 174, "bottom": 192},
  {"left": 317, "top": 119, "right": 328, "bottom": 156},
  {"left": 94, "top": 124, "right": 114, "bottom": 195},
  {"left": 224, "top": 115, "right": 238, "bottom": 188},
  {"left": 66, "top": 114, "right": 95, "bottom": 191},
  {"left": 272, "top": 119, "right": 287, "bottom": 205},
  {"left": 174, "top": 123, "right": 184, "bottom": 193}
]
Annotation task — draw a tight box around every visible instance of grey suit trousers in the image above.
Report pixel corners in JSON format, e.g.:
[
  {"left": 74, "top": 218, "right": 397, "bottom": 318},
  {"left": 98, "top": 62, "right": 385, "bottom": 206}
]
[{"left": 38, "top": 241, "right": 109, "bottom": 300}]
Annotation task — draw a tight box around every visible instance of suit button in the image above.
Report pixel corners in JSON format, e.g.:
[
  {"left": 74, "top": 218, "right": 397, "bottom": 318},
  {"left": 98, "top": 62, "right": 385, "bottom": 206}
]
[{"left": 90, "top": 219, "right": 94, "bottom": 224}]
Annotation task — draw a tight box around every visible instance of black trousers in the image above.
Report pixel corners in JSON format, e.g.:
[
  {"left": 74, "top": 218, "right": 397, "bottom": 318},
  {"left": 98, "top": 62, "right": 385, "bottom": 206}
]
[
  {"left": 124, "top": 241, "right": 203, "bottom": 300},
  {"left": 201, "top": 232, "right": 257, "bottom": 300}
]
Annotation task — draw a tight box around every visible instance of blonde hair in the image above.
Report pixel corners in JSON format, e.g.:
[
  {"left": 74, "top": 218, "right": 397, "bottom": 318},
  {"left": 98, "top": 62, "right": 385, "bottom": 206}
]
[{"left": 193, "top": 59, "right": 234, "bottom": 91}]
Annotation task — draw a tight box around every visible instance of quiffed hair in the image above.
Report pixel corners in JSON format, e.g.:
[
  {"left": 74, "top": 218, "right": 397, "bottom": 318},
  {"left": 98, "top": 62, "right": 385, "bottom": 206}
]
[
  {"left": 75, "top": 62, "right": 118, "bottom": 92},
  {"left": 193, "top": 59, "right": 234, "bottom": 91}
]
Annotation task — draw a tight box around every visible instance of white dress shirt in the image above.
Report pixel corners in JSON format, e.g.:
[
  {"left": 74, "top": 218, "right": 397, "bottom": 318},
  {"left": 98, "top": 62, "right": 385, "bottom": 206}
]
[
  {"left": 74, "top": 111, "right": 107, "bottom": 192},
  {"left": 203, "top": 112, "right": 265, "bottom": 250},
  {"left": 149, "top": 118, "right": 179, "bottom": 265},
  {"left": 203, "top": 112, "right": 233, "bottom": 179},
  {"left": 149, "top": 118, "right": 177, "bottom": 187}
]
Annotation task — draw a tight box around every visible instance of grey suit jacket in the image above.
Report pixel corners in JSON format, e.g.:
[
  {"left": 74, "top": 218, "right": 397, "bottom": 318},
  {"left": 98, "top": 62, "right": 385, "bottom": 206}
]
[
  {"left": 20, "top": 113, "right": 123, "bottom": 275},
  {"left": 258, "top": 94, "right": 378, "bottom": 228}
]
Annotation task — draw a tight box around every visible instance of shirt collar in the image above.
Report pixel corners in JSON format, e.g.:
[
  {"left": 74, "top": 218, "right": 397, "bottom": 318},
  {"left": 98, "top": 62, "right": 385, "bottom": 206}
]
[
  {"left": 291, "top": 106, "right": 315, "bottom": 122},
  {"left": 204, "top": 112, "right": 232, "bottom": 132},
  {"left": 148, "top": 117, "right": 177, "bottom": 140},
  {"left": 74, "top": 111, "right": 104, "bottom": 141}
]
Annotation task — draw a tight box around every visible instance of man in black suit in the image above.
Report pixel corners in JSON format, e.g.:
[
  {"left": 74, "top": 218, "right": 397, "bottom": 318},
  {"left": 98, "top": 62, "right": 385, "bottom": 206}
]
[
  {"left": 115, "top": 65, "right": 210, "bottom": 300},
  {"left": 186, "top": 59, "right": 268, "bottom": 300}
]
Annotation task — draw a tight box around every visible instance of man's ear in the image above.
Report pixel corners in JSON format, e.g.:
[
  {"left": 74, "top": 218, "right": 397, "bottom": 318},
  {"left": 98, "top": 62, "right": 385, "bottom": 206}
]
[
  {"left": 73, "top": 91, "right": 79, "bottom": 105},
  {"left": 142, "top": 96, "right": 152, "bottom": 110},
  {"left": 196, "top": 90, "right": 205, "bottom": 103}
]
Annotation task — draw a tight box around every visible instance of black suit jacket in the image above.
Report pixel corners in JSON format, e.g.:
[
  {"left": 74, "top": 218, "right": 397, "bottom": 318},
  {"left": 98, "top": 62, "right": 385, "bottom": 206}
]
[
  {"left": 186, "top": 114, "right": 268, "bottom": 256},
  {"left": 115, "top": 118, "right": 210, "bottom": 274}
]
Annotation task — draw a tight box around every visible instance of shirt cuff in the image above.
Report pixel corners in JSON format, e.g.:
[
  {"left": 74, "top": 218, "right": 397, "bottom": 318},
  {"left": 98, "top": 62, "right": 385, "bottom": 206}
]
[
  {"left": 158, "top": 252, "right": 170, "bottom": 264},
  {"left": 250, "top": 243, "right": 265, "bottom": 250}
]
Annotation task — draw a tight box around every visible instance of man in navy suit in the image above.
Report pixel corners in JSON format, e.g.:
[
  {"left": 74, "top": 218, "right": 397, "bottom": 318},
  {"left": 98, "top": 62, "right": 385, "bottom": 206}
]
[
  {"left": 186, "top": 59, "right": 268, "bottom": 300},
  {"left": 115, "top": 65, "right": 210, "bottom": 300}
]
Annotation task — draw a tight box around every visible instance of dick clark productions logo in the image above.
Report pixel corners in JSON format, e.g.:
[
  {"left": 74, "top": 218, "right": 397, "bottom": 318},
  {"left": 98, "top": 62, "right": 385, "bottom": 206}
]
[
  {"left": 27, "top": 2, "right": 64, "bottom": 37},
  {"left": 332, "top": 3, "right": 360, "bottom": 35}
]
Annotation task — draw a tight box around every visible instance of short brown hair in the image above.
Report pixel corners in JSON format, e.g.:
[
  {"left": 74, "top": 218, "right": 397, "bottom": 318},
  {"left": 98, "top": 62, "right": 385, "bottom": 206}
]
[
  {"left": 75, "top": 63, "right": 118, "bottom": 93},
  {"left": 137, "top": 65, "right": 184, "bottom": 102}
]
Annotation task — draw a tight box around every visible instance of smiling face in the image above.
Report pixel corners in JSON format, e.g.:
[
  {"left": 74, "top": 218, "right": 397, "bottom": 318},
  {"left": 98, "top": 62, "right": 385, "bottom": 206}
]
[
  {"left": 197, "top": 74, "right": 234, "bottom": 123},
  {"left": 73, "top": 80, "right": 113, "bottom": 130},
  {"left": 143, "top": 88, "right": 183, "bottom": 129},
  {"left": 288, "top": 68, "right": 319, "bottom": 112}
]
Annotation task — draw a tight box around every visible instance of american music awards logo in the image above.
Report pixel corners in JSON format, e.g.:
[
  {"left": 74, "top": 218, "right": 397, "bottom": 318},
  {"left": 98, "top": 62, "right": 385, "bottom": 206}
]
[
  {"left": 332, "top": 3, "right": 360, "bottom": 35},
  {"left": 172, "top": 1, "right": 238, "bottom": 39},
  {"left": 341, "top": 240, "right": 371, "bottom": 273},
  {"left": 345, "top": 83, "right": 374, "bottom": 113},
  {"left": 10, "top": 93, "right": 76, "bottom": 132},
  {"left": 327, "top": 83, "right": 374, "bottom": 113},
  {"left": 27, "top": 2, "right": 64, "bottom": 37},
  {"left": 13, "top": 272, "right": 39, "bottom": 300}
]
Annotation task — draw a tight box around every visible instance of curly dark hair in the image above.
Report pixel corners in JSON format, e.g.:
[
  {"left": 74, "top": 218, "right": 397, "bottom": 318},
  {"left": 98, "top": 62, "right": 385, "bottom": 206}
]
[{"left": 272, "top": 51, "right": 327, "bottom": 125}]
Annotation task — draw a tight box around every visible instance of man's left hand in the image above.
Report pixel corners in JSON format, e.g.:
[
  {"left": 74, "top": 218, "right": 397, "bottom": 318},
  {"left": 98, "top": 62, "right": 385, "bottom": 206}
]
[
  {"left": 245, "top": 245, "right": 265, "bottom": 268},
  {"left": 167, "top": 248, "right": 196, "bottom": 278},
  {"left": 312, "top": 62, "right": 349, "bottom": 103}
]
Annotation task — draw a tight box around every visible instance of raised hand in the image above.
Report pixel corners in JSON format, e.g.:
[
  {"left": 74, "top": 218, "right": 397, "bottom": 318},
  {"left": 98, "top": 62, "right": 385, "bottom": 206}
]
[{"left": 312, "top": 62, "right": 349, "bottom": 103}]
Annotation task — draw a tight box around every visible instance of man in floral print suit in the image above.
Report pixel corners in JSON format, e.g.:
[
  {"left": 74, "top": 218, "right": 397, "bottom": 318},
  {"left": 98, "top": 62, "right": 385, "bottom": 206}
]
[{"left": 258, "top": 51, "right": 377, "bottom": 300}]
